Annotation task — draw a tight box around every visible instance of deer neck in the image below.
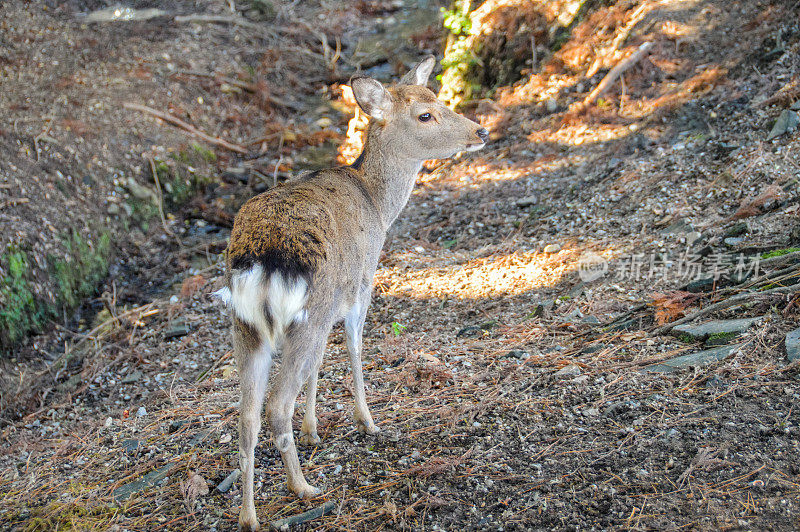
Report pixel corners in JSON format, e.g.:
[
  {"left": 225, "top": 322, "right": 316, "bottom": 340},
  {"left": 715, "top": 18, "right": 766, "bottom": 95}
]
[{"left": 353, "top": 125, "right": 423, "bottom": 229}]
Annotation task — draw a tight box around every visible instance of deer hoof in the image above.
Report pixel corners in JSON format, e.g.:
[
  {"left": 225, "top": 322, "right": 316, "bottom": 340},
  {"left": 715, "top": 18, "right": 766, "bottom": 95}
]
[
  {"left": 291, "top": 482, "right": 321, "bottom": 499},
  {"left": 357, "top": 420, "right": 380, "bottom": 435},
  {"left": 299, "top": 431, "right": 321, "bottom": 445}
]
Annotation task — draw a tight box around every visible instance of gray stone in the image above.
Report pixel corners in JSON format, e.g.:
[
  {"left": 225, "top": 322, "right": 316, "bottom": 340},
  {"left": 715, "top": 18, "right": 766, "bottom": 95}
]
[
  {"left": 125, "top": 177, "right": 156, "bottom": 201},
  {"left": 724, "top": 236, "right": 745, "bottom": 247},
  {"left": 672, "top": 316, "right": 763, "bottom": 341},
  {"left": 687, "top": 277, "right": 715, "bottom": 293},
  {"left": 164, "top": 320, "right": 190, "bottom": 339},
  {"left": 516, "top": 195, "right": 538, "bottom": 207},
  {"left": 581, "top": 315, "right": 601, "bottom": 325},
  {"left": 136, "top": 406, "right": 147, "bottom": 418},
  {"left": 724, "top": 222, "right": 749, "bottom": 238},
  {"left": 532, "top": 299, "right": 554, "bottom": 318},
  {"left": 686, "top": 231, "right": 703, "bottom": 246},
  {"left": 555, "top": 364, "right": 582, "bottom": 377},
  {"left": 121, "top": 370, "right": 143, "bottom": 384},
  {"left": 767, "top": 109, "right": 800, "bottom": 140},
  {"left": 786, "top": 328, "right": 800, "bottom": 362},
  {"left": 121, "top": 438, "right": 140, "bottom": 455},
  {"left": 660, "top": 219, "right": 693, "bottom": 235},
  {"left": 112, "top": 464, "right": 173, "bottom": 501},
  {"left": 216, "top": 469, "right": 240, "bottom": 493},
  {"left": 645, "top": 344, "right": 742, "bottom": 372},
  {"left": 543, "top": 243, "right": 561, "bottom": 253}
]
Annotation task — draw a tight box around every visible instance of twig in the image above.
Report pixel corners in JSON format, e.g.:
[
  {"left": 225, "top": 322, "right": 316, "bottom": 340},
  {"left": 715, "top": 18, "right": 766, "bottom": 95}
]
[
  {"left": 174, "top": 14, "right": 277, "bottom": 37},
  {"left": 583, "top": 42, "right": 653, "bottom": 106},
  {"left": 146, "top": 156, "right": 176, "bottom": 239},
  {"left": 269, "top": 501, "right": 338, "bottom": 530},
  {"left": 123, "top": 102, "right": 247, "bottom": 154},
  {"left": 651, "top": 284, "right": 799, "bottom": 336}
]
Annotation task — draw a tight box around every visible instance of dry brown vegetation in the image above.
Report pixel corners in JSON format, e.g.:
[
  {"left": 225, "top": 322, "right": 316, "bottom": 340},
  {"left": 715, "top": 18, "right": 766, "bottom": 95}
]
[{"left": 2, "top": 0, "right": 800, "bottom": 530}]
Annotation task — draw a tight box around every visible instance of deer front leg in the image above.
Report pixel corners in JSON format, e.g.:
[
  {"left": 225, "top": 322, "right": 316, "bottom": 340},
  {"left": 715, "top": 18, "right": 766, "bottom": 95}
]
[
  {"left": 344, "top": 292, "right": 380, "bottom": 435},
  {"left": 299, "top": 357, "right": 323, "bottom": 445}
]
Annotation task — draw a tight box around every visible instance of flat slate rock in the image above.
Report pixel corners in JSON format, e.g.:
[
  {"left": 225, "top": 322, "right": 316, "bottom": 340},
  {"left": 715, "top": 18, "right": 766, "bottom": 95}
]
[
  {"left": 672, "top": 316, "right": 763, "bottom": 340},
  {"left": 786, "top": 328, "right": 800, "bottom": 362},
  {"left": 112, "top": 464, "right": 173, "bottom": 502},
  {"left": 645, "top": 344, "right": 742, "bottom": 373}
]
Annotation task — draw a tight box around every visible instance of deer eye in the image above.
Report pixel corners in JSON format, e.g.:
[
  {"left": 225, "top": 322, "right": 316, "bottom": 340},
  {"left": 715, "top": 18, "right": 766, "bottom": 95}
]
[{"left": 418, "top": 113, "right": 432, "bottom": 122}]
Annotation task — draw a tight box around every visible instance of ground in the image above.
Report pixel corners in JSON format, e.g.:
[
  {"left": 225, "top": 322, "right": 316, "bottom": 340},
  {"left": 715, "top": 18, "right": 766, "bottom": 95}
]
[{"left": 1, "top": 0, "right": 800, "bottom": 530}]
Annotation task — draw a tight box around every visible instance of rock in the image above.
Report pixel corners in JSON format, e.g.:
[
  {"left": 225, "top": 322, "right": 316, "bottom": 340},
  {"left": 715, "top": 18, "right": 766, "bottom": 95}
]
[
  {"left": 672, "top": 316, "right": 763, "bottom": 341},
  {"left": 136, "top": 406, "right": 147, "bottom": 418},
  {"left": 724, "top": 222, "right": 749, "bottom": 238},
  {"left": 686, "top": 231, "right": 703, "bottom": 246},
  {"left": 555, "top": 364, "right": 582, "bottom": 377},
  {"left": 125, "top": 177, "right": 156, "bottom": 201},
  {"left": 660, "top": 219, "right": 693, "bottom": 235},
  {"left": 786, "top": 328, "right": 800, "bottom": 362},
  {"left": 121, "top": 370, "right": 143, "bottom": 384},
  {"left": 104, "top": 417, "right": 113, "bottom": 428},
  {"left": 724, "top": 236, "right": 745, "bottom": 247},
  {"left": 645, "top": 344, "right": 743, "bottom": 372},
  {"left": 516, "top": 195, "right": 538, "bottom": 207},
  {"left": 543, "top": 243, "right": 561, "bottom": 253},
  {"left": 793, "top": 101, "right": 800, "bottom": 111},
  {"left": 164, "top": 320, "right": 190, "bottom": 339},
  {"left": 506, "top": 349, "right": 529, "bottom": 360},
  {"left": 107, "top": 203, "right": 120, "bottom": 215},
  {"left": 531, "top": 299, "right": 554, "bottom": 318},
  {"left": 216, "top": 469, "right": 240, "bottom": 493},
  {"left": 581, "top": 315, "right": 601, "bottom": 325},
  {"left": 122, "top": 438, "right": 140, "bottom": 455},
  {"left": 687, "top": 277, "right": 715, "bottom": 293},
  {"left": 112, "top": 464, "right": 173, "bottom": 502},
  {"left": 456, "top": 325, "right": 482, "bottom": 338},
  {"left": 766, "top": 109, "right": 799, "bottom": 140},
  {"left": 568, "top": 282, "right": 585, "bottom": 299},
  {"left": 545, "top": 98, "right": 558, "bottom": 113}
]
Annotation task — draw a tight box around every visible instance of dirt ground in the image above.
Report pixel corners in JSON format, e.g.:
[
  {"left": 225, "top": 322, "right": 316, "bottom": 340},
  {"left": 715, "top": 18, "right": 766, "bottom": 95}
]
[{"left": 1, "top": 0, "right": 800, "bottom": 530}]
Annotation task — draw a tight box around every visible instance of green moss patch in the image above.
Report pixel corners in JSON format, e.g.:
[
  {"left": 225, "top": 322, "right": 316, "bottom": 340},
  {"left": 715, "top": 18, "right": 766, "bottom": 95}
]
[{"left": 0, "top": 229, "right": 112, "bottom": 352}]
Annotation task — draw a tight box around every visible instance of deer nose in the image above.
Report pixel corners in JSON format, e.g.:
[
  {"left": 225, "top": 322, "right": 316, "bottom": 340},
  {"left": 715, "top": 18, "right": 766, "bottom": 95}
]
[{"left": 476, "top": 128, "right": 489, "bottom": 142}]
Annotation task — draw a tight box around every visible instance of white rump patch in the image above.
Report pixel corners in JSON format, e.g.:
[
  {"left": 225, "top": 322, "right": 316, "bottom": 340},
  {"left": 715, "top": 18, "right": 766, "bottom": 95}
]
[{"left": 227, "top": 265, "right": 309, "bottom": 348}]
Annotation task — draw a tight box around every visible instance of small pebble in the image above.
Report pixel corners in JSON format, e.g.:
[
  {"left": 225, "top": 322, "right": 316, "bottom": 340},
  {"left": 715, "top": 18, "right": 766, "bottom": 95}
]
[{"left": 136, "top": 407, "right": 147, "bottom": 418}]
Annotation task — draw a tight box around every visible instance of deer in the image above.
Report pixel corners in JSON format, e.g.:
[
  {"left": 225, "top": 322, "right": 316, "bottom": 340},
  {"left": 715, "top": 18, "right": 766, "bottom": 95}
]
[{"left": 214, "top": 55, "right": 488, "bottom": 531}]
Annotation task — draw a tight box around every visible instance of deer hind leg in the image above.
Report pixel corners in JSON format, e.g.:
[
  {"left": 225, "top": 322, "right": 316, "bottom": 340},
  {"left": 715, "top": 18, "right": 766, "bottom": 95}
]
[
  {"left": 344, "top": 293, "right": 380, "bottom": 435},
  {"left": 234, "top": 320, "right": 273, "bottom": 532},
  {"left": 299, "top": 356, "right": 323, "bottom": 445},
  {"left": 266, "top": 323, "right": 329, "bottom": 498}
]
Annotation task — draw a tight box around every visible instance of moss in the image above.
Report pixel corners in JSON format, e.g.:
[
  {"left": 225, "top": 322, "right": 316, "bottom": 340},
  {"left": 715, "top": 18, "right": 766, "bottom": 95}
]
[
  {"left": 0, "top": 230, "right": 112, "bottom": 352},
  {"left": 191, "top": 142, "right": 217, "bottom": 163},
  {"left": 761, "top": 247, "right": 800, "bottom": 259},
  {"left": 0, "top": 247, "right": 44, "bottom": 348}
]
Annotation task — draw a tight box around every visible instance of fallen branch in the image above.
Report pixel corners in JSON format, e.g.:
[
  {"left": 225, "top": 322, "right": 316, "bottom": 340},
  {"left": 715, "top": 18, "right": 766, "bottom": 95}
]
[
  {"left": 269, "top": 501, "right": 337, "bottom": 530},
  {"left": 651, "top": 284, "right": 799, "bottom": 336},
  {"left": 174, "top": 14, "right": 276, "bottom": 37},
  {"left": 123, "top": 102, "right": 247, "bottom": 154},
  {"left": 584, "top": 42, "right": 653, "bottom": 106}
]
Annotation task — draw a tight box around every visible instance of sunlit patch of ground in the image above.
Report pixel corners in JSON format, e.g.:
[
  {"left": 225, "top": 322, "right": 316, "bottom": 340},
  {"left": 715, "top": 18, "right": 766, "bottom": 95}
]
[{"left": 376, "top": 247, "right": 616, "bottom": 300}]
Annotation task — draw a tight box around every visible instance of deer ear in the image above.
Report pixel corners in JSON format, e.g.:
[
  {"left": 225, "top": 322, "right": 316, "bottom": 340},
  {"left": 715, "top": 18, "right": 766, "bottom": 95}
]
[
  {"left": 350, "top": 77, "right": 393, "bottom": 120},
  {"left": 399, "top": 55, "right": 436, "bottom": 86}
]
